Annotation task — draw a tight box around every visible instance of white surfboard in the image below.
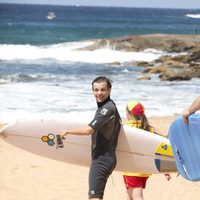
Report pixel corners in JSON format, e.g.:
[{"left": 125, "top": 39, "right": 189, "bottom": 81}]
[{"left": 0, "top": 118, "right": 176, "bottom": 173}]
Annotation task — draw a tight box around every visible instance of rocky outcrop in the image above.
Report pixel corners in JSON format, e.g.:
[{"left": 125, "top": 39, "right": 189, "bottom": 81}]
[
  {"left": 144, "top": 50, "right": 200, "bottom": 81},
  {"left": 82, "top": 34, "right": 200, "bottom": 52},
  {"left": 80, "top": 34, "right": 200, "bottom": 81}
]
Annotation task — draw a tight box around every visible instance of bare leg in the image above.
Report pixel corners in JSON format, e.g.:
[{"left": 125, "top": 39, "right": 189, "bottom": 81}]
[
  {"left": 133, "top": 188, "right": 144, "bottom": 200},
  {"left": 126, "top": 188, "right": 134, "bottom": 200}
]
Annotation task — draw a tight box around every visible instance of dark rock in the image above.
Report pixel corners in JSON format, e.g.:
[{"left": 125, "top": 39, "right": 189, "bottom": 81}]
[
  {"left": 143, "top": 60, "right": 187, "bottom": 74},
  {"left": 137, "top": 76, "right": 151, "bottom": 80},
  {"left": 186, "top": 50, "right": 200, "bottom": 62},
  {"left": 143, "top": 65, "right": 166, "bottom": 74},
  {"left": 161, "top": 60, "right": 186, "bottom": 68},
  {"left": 170, "top": 55, "right": 188, "bottom": 63},
  {"left": 135, "top": 61, "right": 152, "bottom": 67},
  {"left": 159, "top": 68, "right": 192, "bottom": 81},
  {"left": 190, "top": 66, "right": 200, "bottom": 78},
  {"left": 110, "top": 61, "right": 121, "bottom": 65}
]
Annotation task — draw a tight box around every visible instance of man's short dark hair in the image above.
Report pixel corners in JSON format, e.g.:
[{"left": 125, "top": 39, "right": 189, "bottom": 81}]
[{"left": 92, "top": 76, "right": 112, "bottom": 89}]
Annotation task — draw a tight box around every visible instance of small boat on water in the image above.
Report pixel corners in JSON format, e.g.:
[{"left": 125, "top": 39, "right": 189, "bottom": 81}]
[{"left": 46, "top": 12, "right": 56, "bottom": 20}]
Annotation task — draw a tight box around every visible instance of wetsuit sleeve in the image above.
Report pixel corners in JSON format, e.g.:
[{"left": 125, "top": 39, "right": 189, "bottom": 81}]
[{"left": 89, "top": 104, "right": 115, "bottom": 130}]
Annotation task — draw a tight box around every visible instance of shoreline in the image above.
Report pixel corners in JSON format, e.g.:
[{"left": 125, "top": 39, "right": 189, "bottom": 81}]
[{"left": 1, "top": 116, "right": 200, "bottom": 199}]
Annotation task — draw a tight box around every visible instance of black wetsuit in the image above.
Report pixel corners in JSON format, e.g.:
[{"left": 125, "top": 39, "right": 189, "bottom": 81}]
[{"left": 88, "top": 97, "right": 121, "bottom": 199}]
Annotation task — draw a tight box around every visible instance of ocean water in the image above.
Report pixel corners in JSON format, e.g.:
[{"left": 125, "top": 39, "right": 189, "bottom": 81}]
[{"left": 1, "top": 3, "right": 200, "bottom": 123}]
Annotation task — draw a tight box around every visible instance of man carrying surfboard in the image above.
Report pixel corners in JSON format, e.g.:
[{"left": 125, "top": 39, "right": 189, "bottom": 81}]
[
  {"left": 60, "top": 76, "right": 121, "bottom": 200},
  {"left": 182, "top": 96, "right": 200, "bottom": 125}
]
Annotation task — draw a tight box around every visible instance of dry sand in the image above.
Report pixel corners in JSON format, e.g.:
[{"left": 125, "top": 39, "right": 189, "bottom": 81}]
[{"left": 0, "top": 116, "right": 200, "bottom": 200}]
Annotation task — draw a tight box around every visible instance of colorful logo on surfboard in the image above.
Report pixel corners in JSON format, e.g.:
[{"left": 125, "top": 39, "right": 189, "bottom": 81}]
[
  {"left": 41, "top": 134, "right": 55, "bottom": 146},
  {"left": 154, "top": 143, "right": 177, "bottom": 172},
  {"left": 155, "top": 143, "right": 173, "bottom": 157}
]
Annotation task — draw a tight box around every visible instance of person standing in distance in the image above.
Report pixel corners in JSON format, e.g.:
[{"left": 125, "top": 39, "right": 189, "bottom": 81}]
[
  {"left": 122, "top": 100, "right": 171, "bottom": 200},
  {"left": 60, "top": 76, "right": 121, "bottom": 200},
  {"left": 182, "top": 96, "right": 200, "bottom": 125}
]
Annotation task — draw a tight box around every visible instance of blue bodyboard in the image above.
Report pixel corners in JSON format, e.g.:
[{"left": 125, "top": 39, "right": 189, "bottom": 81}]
[{"left": 169, "top": 114, "right": 200, "bottom": 181}]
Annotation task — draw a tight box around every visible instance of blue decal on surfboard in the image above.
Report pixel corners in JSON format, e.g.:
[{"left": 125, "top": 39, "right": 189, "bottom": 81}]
[
  {"left": 169, "top": 114, "right": 200, "bottom": 181},
  {"left": 47, "top": 139, "right": 55, "bottom": 146},
  {"left": 155, "top": 159, "right": 161, "bottom": 171}
]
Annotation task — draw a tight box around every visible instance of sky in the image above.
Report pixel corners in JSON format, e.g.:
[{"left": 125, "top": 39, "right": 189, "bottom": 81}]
[{"left": 0, "top": 0, "right": 200, "bottom": 9}]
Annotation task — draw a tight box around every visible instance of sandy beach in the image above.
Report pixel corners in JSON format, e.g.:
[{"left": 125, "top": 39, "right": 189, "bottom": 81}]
[{"left": 1, "top": 116, "right": 200, "bottom": 200}]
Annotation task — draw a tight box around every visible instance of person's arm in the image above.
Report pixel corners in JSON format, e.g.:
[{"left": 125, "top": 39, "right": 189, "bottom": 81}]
[
  {"left": 182, "top": 96, "right": 200, "bottom": 125},
  {"left": 60, "top": 125, "right": 94, "bottom": 139}
]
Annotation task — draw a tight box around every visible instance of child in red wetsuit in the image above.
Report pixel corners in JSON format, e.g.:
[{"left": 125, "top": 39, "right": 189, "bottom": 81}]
[{"left": 123, "top": 100, "right": 171, "bottom": 200}]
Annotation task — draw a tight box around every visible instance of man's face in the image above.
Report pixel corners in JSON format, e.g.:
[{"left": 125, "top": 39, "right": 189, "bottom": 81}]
[{"left": 92, "top": 82, "right": 111, "bottom": 103}]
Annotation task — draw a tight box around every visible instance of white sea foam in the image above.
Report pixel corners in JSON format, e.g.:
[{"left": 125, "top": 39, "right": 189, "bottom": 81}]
[
  {"left": 0, "top": 77, "right": 200, "bottom": 124},
  {"left": 186, "top": 14, "right": 200, "bottom": 19},
  {"left": 0, "top": 42, "right": 166, "bottom": 64}
]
